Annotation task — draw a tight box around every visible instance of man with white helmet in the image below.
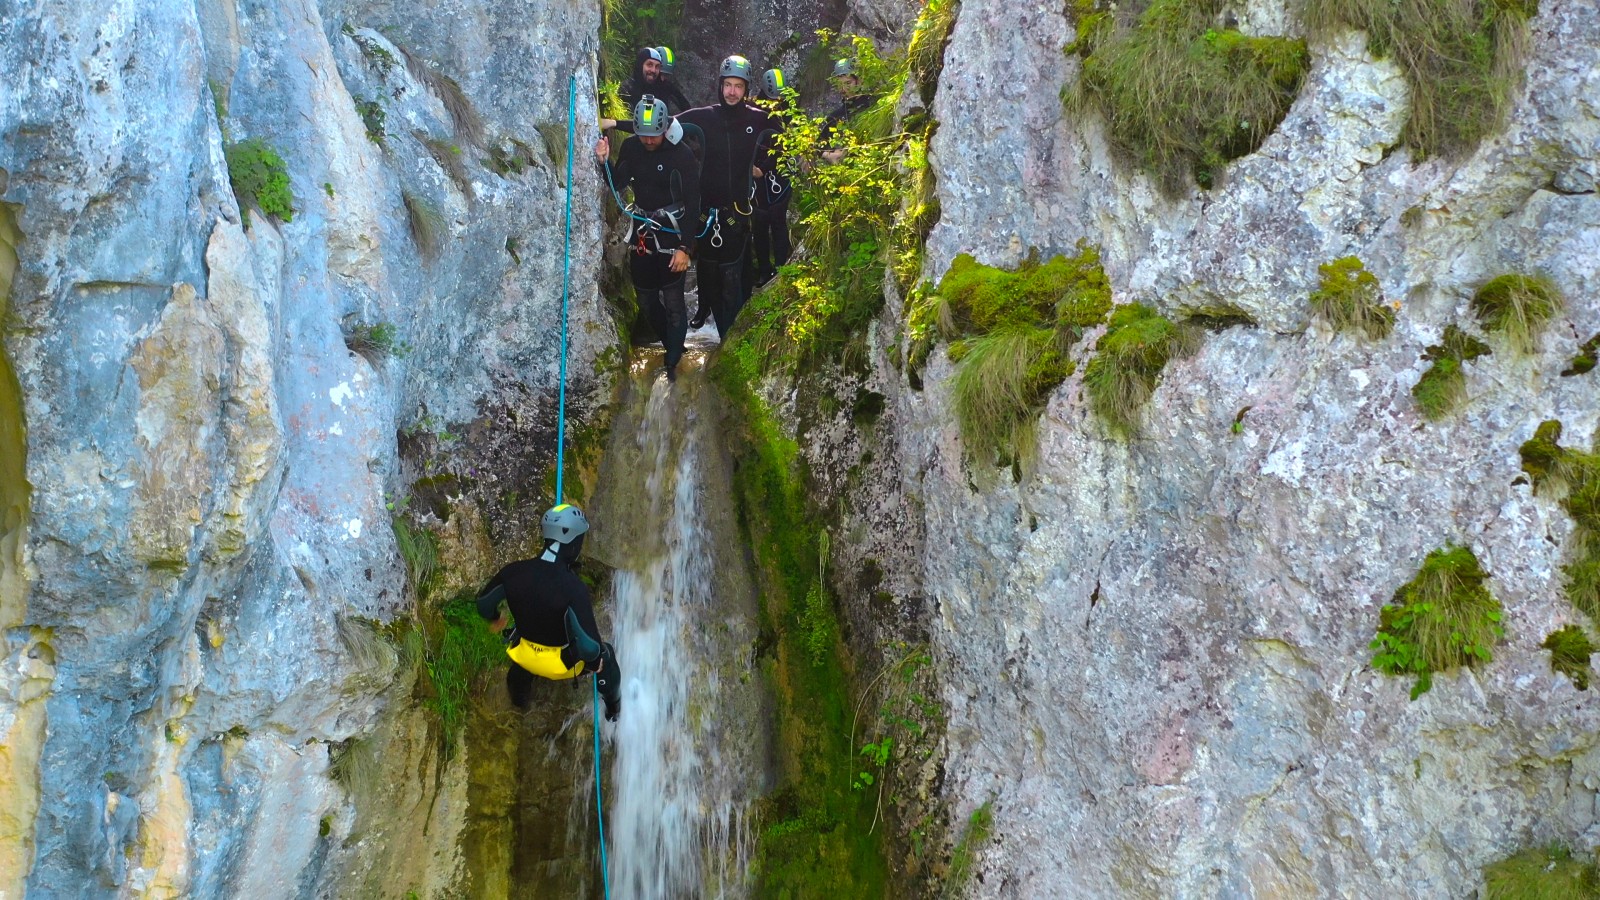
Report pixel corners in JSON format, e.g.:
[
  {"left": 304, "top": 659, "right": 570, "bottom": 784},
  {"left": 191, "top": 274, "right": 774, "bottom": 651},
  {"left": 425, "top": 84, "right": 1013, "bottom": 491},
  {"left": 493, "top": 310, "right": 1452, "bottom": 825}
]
[
  {"left": 596, "top": 95, "right": 700, "bottom": 380},
  {"left": 475, "top": 503, "right": 621, "bottom": 720}
]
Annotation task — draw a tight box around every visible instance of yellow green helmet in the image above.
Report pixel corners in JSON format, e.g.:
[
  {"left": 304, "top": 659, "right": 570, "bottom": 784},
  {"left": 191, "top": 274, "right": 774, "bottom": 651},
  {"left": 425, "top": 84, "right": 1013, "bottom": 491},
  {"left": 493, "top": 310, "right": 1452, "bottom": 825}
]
[
  {"left": 761, "top": 68, "right": 786, "bottom": 100},
  {"left": 654, "top": 46, "right": 676, "bottom": 75}
]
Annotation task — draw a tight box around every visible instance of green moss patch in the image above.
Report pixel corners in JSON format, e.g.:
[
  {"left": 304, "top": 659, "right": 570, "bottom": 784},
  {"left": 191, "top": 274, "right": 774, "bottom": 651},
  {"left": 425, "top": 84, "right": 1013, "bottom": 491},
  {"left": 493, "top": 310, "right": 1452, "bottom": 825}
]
[
  {"left": 1472, "top": 273, "right": 1563, "bottom": 354},
  {"left": 1483, "top": 845, "right": 1600, "bottom": 899},
  {"left": 1413, "top": 325, "right": 1490, "bottom": 421},
  {"left": 1521, "top": 421, "right": 1600, "bottom": 622},
  {"left": 1371, "top": 544, "right": 1504, "bottom": 699},
  {"left": 1072, "top": 0, "right": 1309, "bottom": 193},
  {"left": 421, "top": 595, "right": 507, "bottom": 755},
  {"left": 709, "top": 344, "right": 889, "bottom": 896},
  {"left": 1562, "top": 333, "right": 1599, "bottom": 378},
  {"left": 1083, "top": 302, "right": 1196, "bottom": 438},
  {"left": 1309, "top": 256, "right": 1395, "bottom": 340},
  {"left": 224, "top": 138, "right": 294, "bottom": 227},
  {"left": 923, "top": 248, "right": 1111, "bottom": 465},
  {"left": 1303, "top": 0, "right": 1536, "bottom": 160},
  {"left": 1543, "top": 625, "right": 1594, "bottom": 690}
]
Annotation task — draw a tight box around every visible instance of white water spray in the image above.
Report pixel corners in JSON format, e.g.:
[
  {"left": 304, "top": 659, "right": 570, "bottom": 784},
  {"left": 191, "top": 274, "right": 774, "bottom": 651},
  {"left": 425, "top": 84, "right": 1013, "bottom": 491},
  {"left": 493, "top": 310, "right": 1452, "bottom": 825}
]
[{"left": 603, "top": 355, "right": 756, "bottom": 899}]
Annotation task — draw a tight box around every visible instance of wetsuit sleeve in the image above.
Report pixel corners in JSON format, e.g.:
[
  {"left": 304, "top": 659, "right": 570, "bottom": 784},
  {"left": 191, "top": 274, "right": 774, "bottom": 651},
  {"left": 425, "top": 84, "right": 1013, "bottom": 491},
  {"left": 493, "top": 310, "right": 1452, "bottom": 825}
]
[
  {"left": 476, "top": 568, "right": 509, "bottom": 621},
  {"left": 612, "top": 119, "right": 636, "bottom": 135},
  {"left": 673, "top": 147, "right": 700, "bottom": 227}
]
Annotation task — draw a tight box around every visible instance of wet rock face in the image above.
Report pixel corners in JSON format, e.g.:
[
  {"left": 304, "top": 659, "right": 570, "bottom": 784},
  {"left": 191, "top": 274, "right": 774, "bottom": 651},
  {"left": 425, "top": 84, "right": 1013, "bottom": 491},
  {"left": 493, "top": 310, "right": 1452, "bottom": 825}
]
[
  {"left": 0, "top": 0, "right": 609, "bottom": 894},
  {"left": 901, "top": 0, "right": 1600, "bottom": 895}
]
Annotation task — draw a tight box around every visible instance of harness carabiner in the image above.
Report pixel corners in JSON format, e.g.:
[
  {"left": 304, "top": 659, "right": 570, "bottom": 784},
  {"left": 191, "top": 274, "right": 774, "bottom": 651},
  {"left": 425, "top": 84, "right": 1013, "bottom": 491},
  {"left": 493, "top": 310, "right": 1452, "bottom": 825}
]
[{"left": 710, "top": 220, "right": 724, "bottom": 249}]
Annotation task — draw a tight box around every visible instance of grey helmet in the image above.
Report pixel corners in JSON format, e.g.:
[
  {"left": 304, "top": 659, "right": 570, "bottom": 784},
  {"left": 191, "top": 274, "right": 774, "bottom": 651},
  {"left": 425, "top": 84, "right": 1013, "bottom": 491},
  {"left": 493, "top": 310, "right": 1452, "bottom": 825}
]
[
  {"left": 719, "top": 54, "right": 754, "bottom": 85},
  {"left": 761, "top": 68, "right": 786, "bottom": 100},
  {"left": 541, "top": 503, "right": 590, "bottom": 544},
  {"left": 634, "top": 95, "right": 670, "bottom": 137},
  {"left": 655, "top": 46, "right": 676, "bottom": 75},
  {"left": 643, "top": 46, "right": 664, "bottom": 64},
  {"left": 831, "top": 58, "right": 857, "bottom": 78}
]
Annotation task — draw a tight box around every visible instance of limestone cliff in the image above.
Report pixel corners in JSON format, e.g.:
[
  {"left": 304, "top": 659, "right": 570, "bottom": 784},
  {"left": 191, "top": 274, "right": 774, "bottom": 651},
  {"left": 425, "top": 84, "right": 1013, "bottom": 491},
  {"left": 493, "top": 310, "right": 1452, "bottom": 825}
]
[{"left": 0, "top": 0, "right": 611, "bottom": 895}]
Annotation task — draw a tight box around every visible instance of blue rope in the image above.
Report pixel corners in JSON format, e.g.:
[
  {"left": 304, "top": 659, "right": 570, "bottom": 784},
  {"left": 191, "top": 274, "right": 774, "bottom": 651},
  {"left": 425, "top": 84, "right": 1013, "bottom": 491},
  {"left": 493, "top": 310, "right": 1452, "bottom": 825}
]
[
  {"left": 593, "top": 677, "right": 612, "bottom": 899},
  {"left": 555, "top": 75, "right": 576, "bottom": 503}
]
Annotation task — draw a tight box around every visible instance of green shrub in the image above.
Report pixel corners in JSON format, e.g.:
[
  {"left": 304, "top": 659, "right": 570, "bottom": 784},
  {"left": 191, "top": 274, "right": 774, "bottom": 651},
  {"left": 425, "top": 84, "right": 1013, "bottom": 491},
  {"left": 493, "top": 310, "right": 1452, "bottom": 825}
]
[
  {"left": 345, "top": 321, "right": 409, "bottom": 363},
  {"left": 1543, "top": 625, "right": 1595, "bottom": 690},
  {"left": 1073, "top": 0, "right": 1309, "bottom": 193},
  {"left": 392, "top": 516, "right": 439, "bottom": 597},
  {"left": 1308, "top": 256, "right": 1395, "bottom": 339},
  {"left": 224, "top": 138, "right": 294, "bottom": 227},
  {"left": 1302, "top": 0, "right": 1536, "bottom": 160},
  {"left": 355, "top": 97, "right": 386, "bottom": 145},
  {"left": 908, "top": 0, "right": 959, "bottom": 104},
  {"left": 1483, "top": 844, "right": 1600, "bottom": 900},
  {"left": 1370, "top": 544, "right": 1504, "bottom": 699},
  {"left": 943, "top": 800, "right": 994, "bottom": 898},
  {"left": 423, "top": 595, "right": 506, "bottom": 754},
  {"left": 1520, "top": 419, "right": 1570, "bottom": 494},
  {"left": 1413, "top": 325, "right": 1490, "bottom": 420},
  {"left": 1563, "top": 333, "right": 1599, "bottom": 377},
  {"left": 1083, "top": 303, "right": 1196, "bottom": 438},
  {"left": 1472, "top": 273, "right": 1563, "bottom": 354}
]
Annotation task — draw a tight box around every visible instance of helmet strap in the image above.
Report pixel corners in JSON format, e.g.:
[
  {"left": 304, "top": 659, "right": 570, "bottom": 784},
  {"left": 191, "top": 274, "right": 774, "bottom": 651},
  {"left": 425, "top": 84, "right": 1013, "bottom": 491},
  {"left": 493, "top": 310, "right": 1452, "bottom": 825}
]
[{"left": 540, "top": 541, "right": 561, "bottom": 562}]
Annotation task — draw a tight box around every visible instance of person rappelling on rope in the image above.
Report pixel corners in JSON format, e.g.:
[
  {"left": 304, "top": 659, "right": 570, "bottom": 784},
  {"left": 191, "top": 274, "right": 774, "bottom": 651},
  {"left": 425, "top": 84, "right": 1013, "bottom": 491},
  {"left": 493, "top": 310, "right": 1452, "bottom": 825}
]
[
  {"left": 476, "top": 504, "right": 621, "bottom": 721},
  {"left": 596, "top": 96, "right": 700, "bottom": 381}
]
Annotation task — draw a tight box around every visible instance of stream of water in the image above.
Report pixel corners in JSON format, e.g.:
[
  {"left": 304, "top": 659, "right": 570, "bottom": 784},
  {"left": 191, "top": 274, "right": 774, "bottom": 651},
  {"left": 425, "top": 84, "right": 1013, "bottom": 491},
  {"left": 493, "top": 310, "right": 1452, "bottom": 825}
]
[{"left": 594, "top": 335, "right": 765, "bottom": 899}]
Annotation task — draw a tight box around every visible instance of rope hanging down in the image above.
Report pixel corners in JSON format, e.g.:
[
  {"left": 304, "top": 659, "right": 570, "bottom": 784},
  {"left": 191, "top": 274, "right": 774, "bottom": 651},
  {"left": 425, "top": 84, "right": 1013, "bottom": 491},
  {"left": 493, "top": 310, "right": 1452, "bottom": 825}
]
[{"left": 555, "top": 73, "right": 611, "bottom": 900}]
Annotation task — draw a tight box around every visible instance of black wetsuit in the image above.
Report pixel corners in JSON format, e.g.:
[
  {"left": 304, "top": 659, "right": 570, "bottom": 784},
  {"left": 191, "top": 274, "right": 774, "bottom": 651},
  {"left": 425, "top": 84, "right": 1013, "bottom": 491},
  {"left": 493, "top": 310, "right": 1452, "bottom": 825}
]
[
  {"left": 675, "top": 100, "right": 779, "bottom": 339},
  {"left": 751, "top": 101, "right": 792, "bottom": 285},
  {"left": 821, "top": 94, "right": 875, "bottom": 149},
  {"left": 602, "top": 136, "right": 700, "bottom": 370},
  {"left": 476, "top": 544, "right": 621, "bottom": 715}
]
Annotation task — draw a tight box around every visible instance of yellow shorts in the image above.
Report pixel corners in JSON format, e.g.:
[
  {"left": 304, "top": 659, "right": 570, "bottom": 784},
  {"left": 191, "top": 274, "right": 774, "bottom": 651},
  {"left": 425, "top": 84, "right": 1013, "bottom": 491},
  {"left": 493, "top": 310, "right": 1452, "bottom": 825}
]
[{"left": 506, "top": 639, "right": 585, "bottom": 680}]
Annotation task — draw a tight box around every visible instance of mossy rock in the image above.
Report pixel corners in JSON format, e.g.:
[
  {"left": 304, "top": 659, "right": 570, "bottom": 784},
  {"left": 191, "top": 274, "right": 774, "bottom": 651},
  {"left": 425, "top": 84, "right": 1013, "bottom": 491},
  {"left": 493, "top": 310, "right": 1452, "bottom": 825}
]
[
  {"left": 1083, "top": 302, "right": 1194, "bottom": 438},
  {"left": 952, "top": 327, "right": 1074, "bottom": 470},
  {"left": 1482, "top": 845, "right": 1600, "bottom": 899},
  {"left": 1308, "top": 256, "right": 1394, "bottom": 340},
  {"left": 1413, "top": 325, "right": 1490, "bottom": 421},
  {"left": 1562, "top": 333, "right": 1600, "bottom": 377},
  {"left": 1519, "top": 419, "right": 1566, "bottom": 492},
  {"left": 935, "top": 246, "right": 1111, "bottom": 336},
  {"left": 1370, "top": 544, "right": 1503, "bottom": 699}
]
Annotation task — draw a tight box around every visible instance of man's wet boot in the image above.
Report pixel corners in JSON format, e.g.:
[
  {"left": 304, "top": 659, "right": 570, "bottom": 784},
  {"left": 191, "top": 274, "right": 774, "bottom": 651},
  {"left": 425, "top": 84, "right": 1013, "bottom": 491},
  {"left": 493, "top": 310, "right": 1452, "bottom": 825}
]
[{"left": 595, "top": 642, "right": 622, "bottom": 721}]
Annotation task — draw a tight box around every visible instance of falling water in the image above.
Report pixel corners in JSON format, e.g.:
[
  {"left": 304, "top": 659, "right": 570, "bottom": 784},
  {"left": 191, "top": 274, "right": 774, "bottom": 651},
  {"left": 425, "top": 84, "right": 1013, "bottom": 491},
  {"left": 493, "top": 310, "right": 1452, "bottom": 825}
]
[{"left": 591, "top": 338, "right": 767, "bottom": 899}]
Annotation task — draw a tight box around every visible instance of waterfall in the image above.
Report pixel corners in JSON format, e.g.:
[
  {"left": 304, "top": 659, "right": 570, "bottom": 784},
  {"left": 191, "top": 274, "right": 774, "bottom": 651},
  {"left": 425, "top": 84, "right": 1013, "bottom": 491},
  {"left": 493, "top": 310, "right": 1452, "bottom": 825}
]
[{"left": 593, "top": 344, "right": 764, "bottom": 899}]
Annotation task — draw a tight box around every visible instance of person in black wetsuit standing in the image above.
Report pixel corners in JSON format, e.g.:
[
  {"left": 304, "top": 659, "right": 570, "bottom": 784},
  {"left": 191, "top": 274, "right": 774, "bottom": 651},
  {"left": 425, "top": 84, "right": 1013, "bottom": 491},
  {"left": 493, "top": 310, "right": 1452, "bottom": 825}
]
[
  {"left": 672, "top": 55, "right": 778, "bottom": 339},
  {"left": 618, "top": 47, "right": 692, "bottom": 114},
  {"left": 820, "top": 58, "right": 875, "bottom": 165},
  {"left": 476, "top": 504, "right": 621, "bottom": 720},
  {"left": 750, "top": 68, "right": 793, "bottom": 287},
  {"left": 596, "top": 96, "right": 700, "bottom": 380}
]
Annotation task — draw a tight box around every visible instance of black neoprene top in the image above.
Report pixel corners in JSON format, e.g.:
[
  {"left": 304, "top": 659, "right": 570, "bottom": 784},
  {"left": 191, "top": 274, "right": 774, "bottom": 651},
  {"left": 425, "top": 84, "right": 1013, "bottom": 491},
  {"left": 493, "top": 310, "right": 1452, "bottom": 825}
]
[
  {"left": 476, "top": 556, "right": 601, "bottom": 648},
  {"left": 675, "top": 101, "right": 779, "bottom": 211},
  {"left": 602, "top": 136, "right": 701, "bottom": 226}
]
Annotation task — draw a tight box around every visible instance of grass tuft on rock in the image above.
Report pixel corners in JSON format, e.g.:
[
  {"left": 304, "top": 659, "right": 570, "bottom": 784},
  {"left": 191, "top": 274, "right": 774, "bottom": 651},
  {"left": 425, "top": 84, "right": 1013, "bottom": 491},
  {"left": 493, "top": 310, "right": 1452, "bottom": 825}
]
[
  {"left": 951, "top": 328, "right": 1073, "bottom": 472},
  {"left": 1471, "top": 273, "right": 1563, "bottom": 354},
  {"left": 1370, "top": 544, "right": 1504, "bottom": 699},
  {"left": 1302, "top": 0, "right": 1535, "bottom": 160},
  {"left": 402, "top": 191, "right": 445, "bottom": 263},
  {"left": 1543, "top": 625, "right": 1594, "bottom": 690},
  {"left": 1309, "top": 256, "right": 1394, "bottom": 339},
  {"left": 1483, "top": 844, "right": 1600, "bottom": 900},
  {"left": 1083, "top": 302, "right": 1197, "bottom": 438},
  {"left": 422, "top": 595, "right": 506, "bottom": 755},
  {"left": 1072, "top": 0, "right": 1309, "bottom": 193},
  {"left": 224, "top": 138, "right": 294, "bottom": 228},
  {"left": 1413, "top": 325, "right": 1490, "bottom": 420},
  {"left": 943, "top": 800, "right": 994, "bottom": 897},
  {"left": 924, "top": 247, "right": 1111, "bottom": 466}
]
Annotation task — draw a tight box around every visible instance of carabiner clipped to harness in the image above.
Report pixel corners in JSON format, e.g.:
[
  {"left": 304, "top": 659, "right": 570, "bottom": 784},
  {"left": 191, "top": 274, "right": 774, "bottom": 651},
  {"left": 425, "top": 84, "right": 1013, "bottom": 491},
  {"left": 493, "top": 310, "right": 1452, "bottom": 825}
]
[
  {"left": 710, "top": 219, "right": 724, "bottom": 249},
  {"left": 768, "top": 172, "right": 784, "bottom": 195}
]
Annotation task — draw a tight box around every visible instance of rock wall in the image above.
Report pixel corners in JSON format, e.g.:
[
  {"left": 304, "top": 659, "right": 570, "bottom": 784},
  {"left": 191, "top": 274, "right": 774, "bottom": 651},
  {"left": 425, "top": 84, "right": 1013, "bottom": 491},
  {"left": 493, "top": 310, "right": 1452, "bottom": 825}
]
[
  {"left": 0, "top": 0, "right": 610, "bottom": 895},
  {"left": 879, "top": 0, "right": 1600, "bottom": 895}
]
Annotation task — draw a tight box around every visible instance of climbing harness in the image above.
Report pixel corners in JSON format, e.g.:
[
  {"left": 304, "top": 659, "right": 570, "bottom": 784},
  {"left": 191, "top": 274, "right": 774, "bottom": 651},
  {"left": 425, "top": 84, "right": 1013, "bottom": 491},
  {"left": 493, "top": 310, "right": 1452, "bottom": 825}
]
[
  {"left": 558, "top": 73, "right": 612, "bottom": 900},
  {"left": 708, "top": 210, "right": 724, "bottom": 249}
]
